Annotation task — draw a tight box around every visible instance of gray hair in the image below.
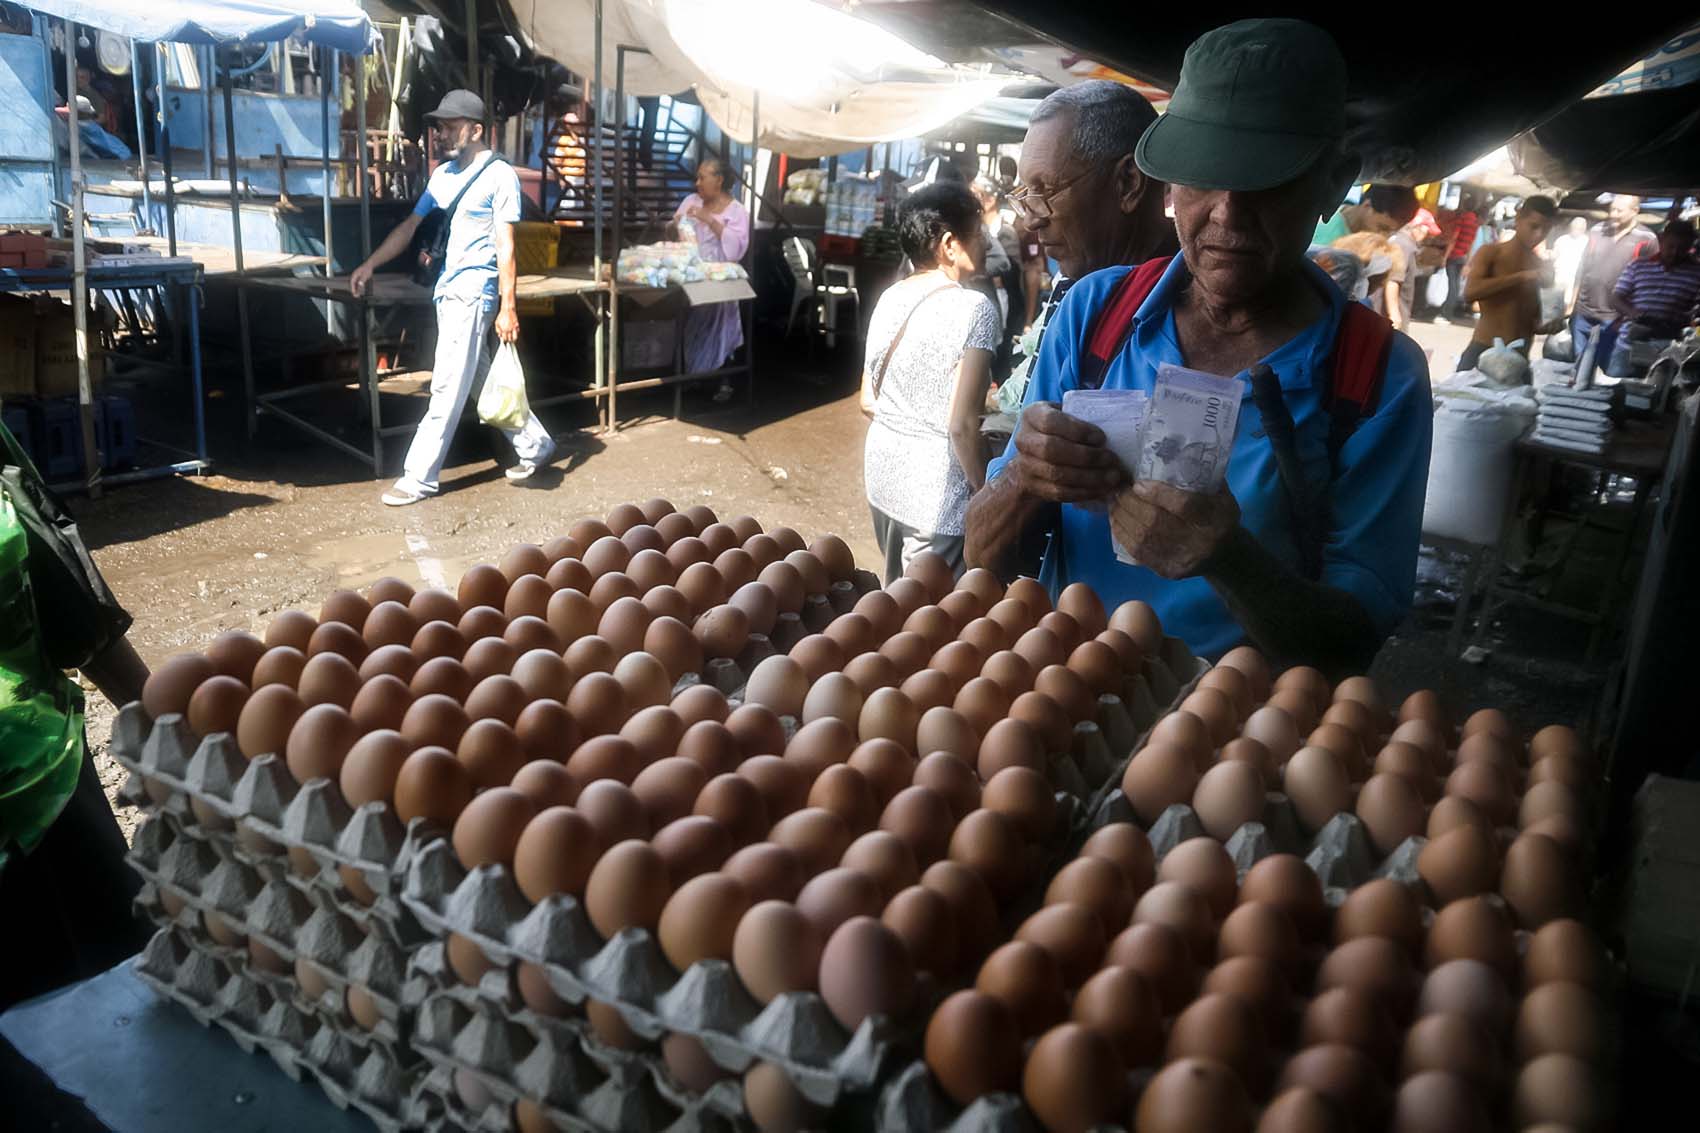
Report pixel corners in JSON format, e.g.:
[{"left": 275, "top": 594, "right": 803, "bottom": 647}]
[{"left": 1028, "top": 80, "right": 1159, "bottom": 165}]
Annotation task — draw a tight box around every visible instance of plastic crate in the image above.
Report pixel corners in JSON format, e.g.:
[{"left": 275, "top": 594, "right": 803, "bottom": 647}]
[
  {"left": 97, "top": 394, "right": 135, "bottom": 469},
  {"left": 32, "top": 397, "right": 81, "bottom": 480},
  {"left": 515, "top": 222, "right": 561, "bottom": 317},
  {"left": 2, "top": 403, "right": 32, "bottom": 463}
]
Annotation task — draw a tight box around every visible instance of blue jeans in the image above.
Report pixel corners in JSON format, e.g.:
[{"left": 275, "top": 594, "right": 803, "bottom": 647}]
[{"left": 1571, "top": 311, "right": 1621, "bottom": 374}]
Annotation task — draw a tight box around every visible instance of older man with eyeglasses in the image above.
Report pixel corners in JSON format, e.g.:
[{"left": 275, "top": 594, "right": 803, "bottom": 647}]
[
  {"left": 966, "top": 20, "right": 1433, "bottom": 678},
  {"left": 996, "top": 81, "right": 1177, "bottom": 411}
]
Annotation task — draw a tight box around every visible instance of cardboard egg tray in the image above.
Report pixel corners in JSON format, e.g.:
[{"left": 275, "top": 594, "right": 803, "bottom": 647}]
[{"left": 132, "top": 926, "right": 435, "bottom": 1132}]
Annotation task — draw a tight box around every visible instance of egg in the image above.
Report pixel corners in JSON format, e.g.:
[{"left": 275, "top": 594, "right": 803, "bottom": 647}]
[
  {"left": 336, "top": 731, "right": 408, "bottom": 808},
  {"left": 450, "top": 787, "right": 537, "bottom": 870},
  {"left": 768, "top": 807, "right": 853, "bottom": 876},
  {"left": 1499, "top": 832, "right": 1578, "bottom": 929},
  {"left": 457, "top": 605, "right": 510, "bottom": 645},
  {"left": 922, "top": 991, "right": 1023, "bottom": 1107},
  {"left": 509, "top": 759, "right": 579, "bottom": 809},
  {"left": 1167, "top": 993, "right": 1267, "bottom": 1087},
  {"left": 284, "top": 702, "right": 360, "bottom": 785},
  {"left": 1016, "top": 902, "right": 1107, "bottom": 988},
  {"left": 514, "top": 700, "right": 579, "bottom": 763},
  {"left": 841, "top": 652, "right": 900, "bottom": 697},
  {"left": 502, "top": 576, "right": 554, "bottom": 624},
  {"left": 1352, "top": 772, "right": 1425, "bottom": 857},
  {"left": 652, "top": 814, "right": 734, "bottom": 886},
  {"left": 661, "top": 1031, "right": 733, "bottom": 1094},
  {"left": 251, "top": 645, "right": 308, "bottom": 690},
  {"left": 565, "top": 734, "right": 643, "bottom": 786},
  {"left": 1066, "top": 640, "right": 1122, "bottom": 698},
  {"left": 1514, "top": 1054, "right": 1599, "bottom": 1129},
  {"left": 1121, "top": 741, "right": 1201, "bottom": 825},
  {"left": 236, "top": 683, "right": 306, "bottom": 759},
  {"left": 1335, "top": 878, "right": 1423, "bottom": 956},
  {"left": 795, "top": 867, "right": 883, "bottom": 942},
  {"left": 1151, "top": 710, "right": 1213, "bottom": 768},
  {"left": 462, "top": 636, "right": 518, "bottom": 682},
  {"left": 960, "top": 616, "right": 1010, "bottom": 656},
  {"left": 732, "top": 900, "right": 822, "bottom": 1002},
  {"left": 914, "top": 707, "right": 979, "bottom": 765},
  {"left": 1023, "top": 1023, "right": 1126, "bottom": 1133},
  {"left": 1045, "top": 856, "right": 1135, "bottom": 935},
  {"left": 1318, "top": 936, "right": 1418, "bottom": 1020},
  {"left": 693, "top": 773, "right": 770, "bottom": 847},
  {"left": 982, "top": 765, "right": 1056, "bottom": 842},
  {"left": 1074, "top": 824, "right": 1153, "bottom": 895},
  {"left": 1237, "top": 853, "right": 1326, "bottom": 941},
  {"left": 583, "top": 839, "right": 671, "bottom": 938},
  {"left": 264, "top": 609, "right": 319, "bottom": 652},
  {"left": 979, "top": 649, "right": 1036, "bottom": 701},
  {"left": 858, "top": 687, "right": 920, "bottom": 754},
  {"left": 847, "top": 739, "right": 917, "bottom": 807},
  {"left": 1402, "top": 1013, "right": 1503, "bottom": 1093},
  {"left": 631, "top": 757, "right": 709, "bottom": 831},
  {"left": 882, "top": 885, "right": 958, "bottom": 977},
  {"left": 727, "top": 703, "right": 788, "bottom": 761},
  {"left": 1135, "top": 1058, "right": 1255, "bottom": 1133},
  {"left": 1071, "top": 964, "right": 1162, "bottom": 1068},
  {"left": 142, "top": 653, "right": 217, "bottom": 719},
  {"left": 1525, "top": 918, "right": 1604, "bottom": 988},
  {"left": 976, "top": 717, "right": 1045, "bottom": 781},
  {"left": 947, "top": 808, "right": 1026, "bottom": 898},
  {"left": 1266, "top": 687, "right": 1321, "bottom": 734},
  {"left": 1514, "top": 981, "right": 1601, "bottom": 1063},
  {"left": 976, "top": 940, "right": 1068, "bottom": 1036},
  {"left": 674, "top": 685, "right": 731, "bottom": 727},
  {"left": 742, "top": 1061, "right": 827, "bottom": 1133},
  {"left": 1417, "top": 958, "right": 1512, "bottom": 1033},
  {"left": 738, "top": 756, "right": 809, "bottom": 821},
  {"left": 1010, "top": 690, "right": 1073, "bottom": 752},
  {"left": 1158, "top": 837, "right": 1239, "bottom": 919},
  {"left": 1462, "top": 707, "right": 1517, "bottom": 743},
  {"left": 567, "top": 672, "right": 628, "bottom": 737},
  {"left": 392, "top": 746, "right": 475, "bottom": 826},
  {"left": 1218, "top": 901, "right": 1301, "bottom": 975},
  {"left": 187, "top": 675, "right": 250, "bottom": 737},
  {"left": 1203, "top": 955, "right": 1293, "bottom": 1040},
  {"left": 1277, "top": 1045, "right": 1389, "bottom": 1132},
  {"left": 1283, "top": 745, "right": 1351, "bottom": 833},
  {"left": 1132, "top": 881, "right": 1214, "bottom": 960},
  {"left": 1193, "top": 760, "right": 1268, "bottom": 841},
  {"left": 817, "top": 916, "right": 915, "bottom": 1032},
  {"left": 1416, "top": 822, "right": 1499, "bottom": 905},
  {"left": 723, "top": 841, "right": 806, "bottom": 904},
  {"left": 1301, "top": 985, "right": 1399, "bottom": 1066},
  {"left": 876, "top": 785, "right": 953, "bottom": 868},
  {"left": 920, "top": 859, "right": 1001, "bottom": 971},
  {"left": 1242, "top": 705, "right": 1302, "bottom": 765}
]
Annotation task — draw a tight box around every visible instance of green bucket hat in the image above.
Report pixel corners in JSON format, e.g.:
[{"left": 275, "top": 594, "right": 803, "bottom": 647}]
[{"left": 1136, "top": 18, "right": 1348, "bottom": 192}]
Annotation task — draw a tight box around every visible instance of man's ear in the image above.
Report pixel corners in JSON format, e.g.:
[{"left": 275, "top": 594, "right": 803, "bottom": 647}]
[{"left": 1115, "top": 154, "right": 1148, "bottom": 215}]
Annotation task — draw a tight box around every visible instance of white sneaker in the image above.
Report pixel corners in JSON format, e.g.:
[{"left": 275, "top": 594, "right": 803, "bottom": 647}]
[
  {"left": 712, "top": 383, "right": 735, "bottom": 403},
  {"left": 381, "top": 482, "right": 430, "bottom": 506},
  {"left": 506, "top": 437, "right": 557, "bottom": 482}
]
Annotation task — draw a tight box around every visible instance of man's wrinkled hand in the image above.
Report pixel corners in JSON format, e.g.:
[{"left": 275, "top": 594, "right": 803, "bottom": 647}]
[
  {"left": 1109, "top": 480, "right": 1241, "bottom": 579},
  {"left": 495, "top": 306, "right": 520, "bottom": 344},
  {"left": 1010, "top": 401, "right": 1128, "bottom": 504}
]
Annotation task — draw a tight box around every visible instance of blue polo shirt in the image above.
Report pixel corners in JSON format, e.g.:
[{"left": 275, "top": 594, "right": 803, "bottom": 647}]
[{"left": 987, "top": 256, "right": 1433, "bottom": 660}]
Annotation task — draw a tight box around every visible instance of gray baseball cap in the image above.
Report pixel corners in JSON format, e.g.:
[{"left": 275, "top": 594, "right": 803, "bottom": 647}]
[
  {"left": 1136, "top": 19, "right": 1348, "bottom": 192},
  {"left": 425, "top": 89, "right": 486, "bottom": 122}
]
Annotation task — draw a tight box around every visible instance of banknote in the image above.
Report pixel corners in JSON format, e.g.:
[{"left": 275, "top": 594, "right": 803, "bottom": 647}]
[
  {"left": 1061, "top": 387, "right": 1148, "bottom": 475},
  {"left": 1136, "top": 365, "right": 1245, "bottom": 493}
]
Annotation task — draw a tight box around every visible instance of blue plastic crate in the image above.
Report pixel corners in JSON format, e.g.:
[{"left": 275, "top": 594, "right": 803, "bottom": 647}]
[
  {"left": 32, "top": 398, "right": 81, "bottom": 480},
  {"left": 96, "top": 394, "right": 135, "bottom": 469},
  {"left": 1, "top": 403, "right": 32, "bottom": 463}
]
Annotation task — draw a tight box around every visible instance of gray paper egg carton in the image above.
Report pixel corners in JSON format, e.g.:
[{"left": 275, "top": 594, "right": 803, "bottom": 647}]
[
  {"left": 876, "top": 1058, "right": 1168, "bottom": 1133},
  {"left": 400, "top": 839, "right": 913, "bottom": 1109}
]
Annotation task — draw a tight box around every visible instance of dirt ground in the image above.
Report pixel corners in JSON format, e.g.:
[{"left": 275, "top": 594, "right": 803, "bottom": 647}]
[{"left": 71, "top": 312, "right": 1610, "bottom": 841}]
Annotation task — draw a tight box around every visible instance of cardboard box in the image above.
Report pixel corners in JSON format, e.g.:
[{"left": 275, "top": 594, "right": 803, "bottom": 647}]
[
  {"left": 33, "top": 299, "right": 103, "bottom": 400},
  {"left": 0, "top": 295, "right": 35, "bottom": 396}
]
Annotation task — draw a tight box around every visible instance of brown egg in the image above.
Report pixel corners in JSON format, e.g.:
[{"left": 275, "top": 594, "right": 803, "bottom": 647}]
[
  {"left": 1218, "top": 901, "right": 1301, "bottom": 976},
  {"left": 1121, "top": 741, "right": 1201, "bottom": 825},
  {"left": 1352, "top": 772, "right": 1425, "bottom": 857},
  {"left": 1234, "top": 853, "right": 1325, "bottom": 942},
  {"left": 652, "top": 814, "right": 733, "bottom": 886},
  {"left": 948, "top": 807, "right": 1026, "bottom": 899},
  {"left": 284, "top": 703, "right": 360, "bottom": 784},
  {"left": 280, "top": 629, "right": 359, "bottom": 699},
  {"left": 848, "top": 739, "right": 917, "bottom": 807},
  {"left": 1277, "top": 1045, "right": 1389, "bottom": 1132},
  {"left": 1017, "top": 902, "right": 1107, "bottom": 988},
  {"left": 1010, "top": 690, "right": 1073, "bottom": 752},
  {"left": 1203, "top": 955, "right": 1293, "bottom": 1040},
  {"left": 453, "top": 566, "right": 508, "bottom": 614},
  {"left": 584, "top": 839, "right": 671, "bottom": 938},
  {"left": 621, "top": 700, "right": 684, "bottom": 761},
  {"left": 450, "top": 787, "right": 537, "bottom": 870},
  {"left": 625, "top": 548, "right": 676, "bottom": 595},
  {"left": 1514, "top": 1054, "right": 1599, "bottom": 1130},
  {"left": 979, "top": 649, "right": 1035, "bottom": 701},
  {"left": 1077, "top": 823, "right": 1155, "bottom": 894},
  {"left": 1283, "top": 745, "right": 1351, "bottom": 833},
  {"left": 982, "top": 765, "right": 1056, "bottom": 843},
  {"left": 632, "top": 757, "right": 709, "bottom": 832},
  {"left": 457, "top": 605, "right": 510, "bottom": 645},
  {"left": 1515, "top": 981, "right": 1601, "bottom": 1063},
  {"left": 1038, "top": 611, "right": 1084, "bottom": 655},
  {"left": 838, "top": 652, "right": 897, "bottom": 698},
  {"left": 779, "top": 717, "right": 851, "bottom": 783},
  {"left": 642, "top": 584, "right": 693, "bottom": 625},
  {"left": 947, "top": 676, "right": 1005, "bottom": 741},
  {"left": 1136, "top": 1058, "right": 1256, "bottom": 1133},
  {"left": 1022, "top": 1022, "right": 1126, "bottom": 1133},
  {"left": 1500, "top": 832, "right": 1578, "bottom": 929},
  {"left": 737, "top": 755, "right": 808, "bottom": 822},
  {"left": 1265, "top": 687, "right": 1320, "bottom": 735},
  {"left": 1390, "top": 718, "right": 1449, "bottom": 770},
  {"left": 693, "top": 604, "right": 750, "bottom": 661},
  {"left": 768, "top": 807, "right": 854, "bottom": 876},
  {"left": 566, "top": 672, "right": 629, "bottom": 738},
  {"left": 1133, "top": 881, "right": 1214, "bottom": 960},
  {"left": 977, "top": 717, "right": 1045, "bottom": 781},
  {"left": 1462, "top": 707, "right": 1517, "bottom": 743},
  {"left": 1046, "top": 855, "right": 1135, "bottom": 936},
  {"left": 393, "top": 746, "right": 475, "bottom": 826},
  {"left": 338, "top": 730, "right": 409, "bottom": 807},
  {"left": 569, "top": 517, "right": 615, "bottom": 548},
  {"left": 588, "top": 573, "right": 642, "bottom": 618},
  {"left": 205, "top": 631, "right": 267, "bottom": 685},
  {"left": 914, "top": 706, "right": 979, "bottom": 763},
  {"left": 1239, "top": 707, "right": 1300, "bottom": 767},
  {"left": 1525, "top": 918, "right": 1604, "bottom": 989},
  {"left": 727, "top": 703, "right": 787, "bottom": 761},
  {"left": 251, "top": 645, "right": 308, "bottom": 691},
  {"left": 1319, "top": 936, "right": 1418, "bottom": 1020},
  {"left": 1071, "top": 964, "right": 1162, "bottom": 1068},
  {"left": 729, "top": 579, "right": 777, "bottom": 636},
  {"left": 543, "top": 588, "right": 598, "bottom": 649},
  {"left": 515, "top": 699, "right": 578, "bottom": 763},
  {"left": 1426, "top": 896, "right": 1516, "bottom": 979},
  {"left": 713, "top": 548, "right": 757, "bottom": 593},
  {"left": 817, "top": 915, "right": 915, "bottom": 1032},
  {"left": 462, "top": 636, "right": 518, "bottom": 683},
  {"left": 264, "top": 609, "right": 318, "bottom": 652},
  {"left": 187, "top": 675, "right": 250, "bottom": 737},
  {"left": 918, "top": 859, "right": 1000, "bottom": 972},
  {"left": 464, "top": 674, "right": 527, "bottom": 726},
  {"left": 318, "top": 588, "right": 372, "bottom": 630},
  {"left": 807, "top": 764, "right": 879, "bottom": 832},
  {"left": 1094, "top": 629, "right": 1143, "bottom": 674},
  {"left": 723, "top": 841, "right": 806, "bottom": 904},
  {"left": 1334, "top": 879, "right": 1422, "bottom": 956},
  {"left": 497, "top": 543, "right": 548, "bottom": 583},
  {"left": 236, "top": 683, "right": 306, "bottom": 759},
  {"left": 1158, "top": 837, "right": 1239, "bottom": 919},
  {"left": 358, "top": 643, "right": 418, "bottom": 685},
  {"left": 695, "top": 774, "right": 770, "bottom": 847},
  {"left": 405, "top": 587, "right": 463, "bottom": 627},
  {"left": 960, "top": 616, "right": 1010, "bottom": 657},
  {"left": 509, "top": 759, "right": 579, "bottom": 808},
  {"left": 674, "top": 683, "right": 731, "bottom": 727},
  {"left": 1193, "top": 760, "right": 1268, "bottom": 841},
  {"left": 759, "top": 560, "right": 807, "bottom": 613},
  {"left": 977, "top": 940, "right": 1068, "bottom": 1036},
  {"left": 1151, "top": 711, "right": 1214, "bottom": 769},
  {"left": 1417, "top": 958, "right": 1513, "bottom": 1033},
  {"left": 870, "top": 786, "right": 952, "bottom": 870},
  {"left": 1167, "top": 993, "right": 1267, "bottom": 1087},
  {"left": 582, "top": 536, "right": 632, "bottom": 581},
  {"left": 1417, "top": 822, "right": 1499, "bottom": 905},
  {"left": 1301, "top": 985, "right": 1399, "bottom": 1067},
  {"left": 1402, "top": 1013, "right": 1503, "bottom": 1093},
  {"left": 732, "top": 900, "right": 822, "bottom": 1002},
  {"left": 1065, "top": 640, "right": 1122, "bottom": 698},
  {"left": 924, "top": 991, "right": 1023, "bottom": 1107},
  {"left": 565, "top": 734, "right": 643, "bottom": 788},
  {"left": 502, "top": 576, "right": 554, "bottom": 624},
  {"left": 657, "top": 872, "right": 750, "bottom": 972},
  {"left": 857, "top": 688, "right": 919, "bottom": 755}
]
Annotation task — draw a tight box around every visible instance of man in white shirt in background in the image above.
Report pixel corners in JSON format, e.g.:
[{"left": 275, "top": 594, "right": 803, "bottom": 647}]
[{"left": 351, "top": 89, "right": 555, "bottom": 506}]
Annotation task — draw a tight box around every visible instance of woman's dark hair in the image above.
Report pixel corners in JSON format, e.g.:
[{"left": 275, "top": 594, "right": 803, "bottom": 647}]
[
  {"left": 697, "top": 157, "right": 732, "bottom": 193},
  {"left": 898, "top": 182, "right": 980, "bottom": 268}
]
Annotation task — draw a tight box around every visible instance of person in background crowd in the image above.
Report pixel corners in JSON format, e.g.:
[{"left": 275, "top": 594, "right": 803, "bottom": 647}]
[
  {"left": 1441, "top": 195, "right": 1481, "bottom": 319},
  {"left": 1313, "top": 182, "right": 1419, "bottom": 244},
  {"left": 972, "top": 176, "right": 1024, "bottom": 381},
  {"left": 861, "top": 183, "right": 1002, "bottom": 582},
  {"left": 1608, "top": 218, "right": 1700, "bottom": 369},
  {"left": 997, "top": 80, "right": 1174, "bottom": 412},
  {"left": 673, "top": 157, "right": 752, "bottom": 403},
  {"left": 967, "top": 19, "right": 1433, "bottom": 675},
  {"left": 1553, "top": 216, "right": 1589, "bottom": 312},
  {"left": 1458, "top": 195, "right": 1557, "bottom": 371},
  {"left": 2, "top": 422, "right": 152, "bottom": 1008},
  {"left": 996, "top": 154, "right": 1019, "bottom": 195},
  {"left": 1384, "top": 217, "right": 1425, "bottom": 330},
  {"left": 352, "top": 90, "right": 555, "bottom": 505},
  {"left": 1572, "top": 194, "right": 1655, "bottom": 368}
]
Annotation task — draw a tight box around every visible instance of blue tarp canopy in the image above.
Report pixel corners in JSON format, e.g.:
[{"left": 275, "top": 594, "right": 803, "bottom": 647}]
[{"left": 21, "top": 0, "right": 375, "bottom": 53}]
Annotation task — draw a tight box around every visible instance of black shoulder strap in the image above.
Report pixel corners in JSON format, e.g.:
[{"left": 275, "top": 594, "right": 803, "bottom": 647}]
[{"left": 439, "top": 152, "right": 506, "bottom": 223}]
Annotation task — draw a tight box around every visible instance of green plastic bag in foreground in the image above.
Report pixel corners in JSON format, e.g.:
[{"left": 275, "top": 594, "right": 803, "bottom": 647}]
[{"left": 0, "top": 486, "right": 85, "bottom": 873}]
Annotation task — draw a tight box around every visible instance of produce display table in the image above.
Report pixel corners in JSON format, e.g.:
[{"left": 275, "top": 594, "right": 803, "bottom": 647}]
[
  {"left": 232, "top": 269, "right": 608, "bottom": 470},
  {"left": 1468, "top": 414, "right": 1679, "bottom": 659},
  {"left": 0, "top": 959, "right": 369, "bottom": 1133}
]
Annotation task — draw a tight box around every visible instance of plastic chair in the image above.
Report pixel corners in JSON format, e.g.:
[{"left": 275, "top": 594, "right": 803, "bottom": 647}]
[{"left": 783, "top": 236, "right": 858, "bottom": 348}]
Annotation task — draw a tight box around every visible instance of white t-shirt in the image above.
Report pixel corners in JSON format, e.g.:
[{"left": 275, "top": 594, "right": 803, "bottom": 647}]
[
  {"left": 862, "top": 274, "right": 1001, "bottom": 534},
  {"left": 412, "top": 150, "right": 523, "bottom": 303}
]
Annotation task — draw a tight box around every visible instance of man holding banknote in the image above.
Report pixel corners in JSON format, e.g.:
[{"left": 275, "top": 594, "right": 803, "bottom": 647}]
[{"left": 965, "top": 18, "right": 1433, "bottom": 678}]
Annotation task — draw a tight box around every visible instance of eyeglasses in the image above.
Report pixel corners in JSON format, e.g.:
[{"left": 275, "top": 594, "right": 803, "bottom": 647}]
[{"left": 1008, "top": 166, "right": 1097, "bottom": 220}]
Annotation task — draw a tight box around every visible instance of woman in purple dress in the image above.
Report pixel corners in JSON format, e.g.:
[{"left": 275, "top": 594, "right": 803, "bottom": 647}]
[{"left": 673, "top": 158, "right": 751, "bottom": 402}]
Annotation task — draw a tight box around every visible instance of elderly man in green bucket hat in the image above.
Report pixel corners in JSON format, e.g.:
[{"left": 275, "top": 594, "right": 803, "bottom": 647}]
[{"left": 966, "top": 19, "right": 1433, "bottom": 679}]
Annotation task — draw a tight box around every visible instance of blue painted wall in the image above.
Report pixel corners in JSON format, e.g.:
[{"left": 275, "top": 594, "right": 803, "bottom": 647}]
[{"left": 0, "top": 32, "right": 54, "bottom": 225}]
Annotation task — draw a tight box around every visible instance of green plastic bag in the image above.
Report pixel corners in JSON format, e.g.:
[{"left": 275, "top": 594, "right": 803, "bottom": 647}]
[
  {"left": 0, "top": 486, "right": 85, "bottom": 872},
  {"left": 477, "top": 342, "right": 533, "bottom": 431}
]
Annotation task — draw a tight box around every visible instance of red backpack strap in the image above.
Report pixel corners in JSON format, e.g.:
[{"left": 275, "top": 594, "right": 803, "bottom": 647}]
[
  {"left": 1079, "top": 256, "right": 1172, "bottom": 390},
  {"left": 1324, "top": 302, "right": 1396, "bottom": 463}
]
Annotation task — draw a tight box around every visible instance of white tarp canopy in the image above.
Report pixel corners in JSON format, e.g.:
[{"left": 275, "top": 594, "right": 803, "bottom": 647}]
[
  {"left": 512, "top": 0, "right": 1010, "bottom": 157},
  {"left": 20, "top": 0, "right": 375, "bottom": 52}
]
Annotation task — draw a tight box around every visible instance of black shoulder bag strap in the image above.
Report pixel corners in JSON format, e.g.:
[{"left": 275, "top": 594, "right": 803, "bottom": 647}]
[{"left": 416, "top": 152, "right": 506, "bottom": 285}]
